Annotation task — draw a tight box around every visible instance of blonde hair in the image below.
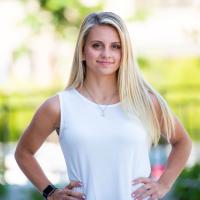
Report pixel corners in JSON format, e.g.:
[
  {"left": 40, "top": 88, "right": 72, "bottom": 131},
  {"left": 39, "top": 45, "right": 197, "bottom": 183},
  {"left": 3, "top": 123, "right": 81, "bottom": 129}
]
[{"left": 66, "top": 11, "right": 175, "bottom": 145}]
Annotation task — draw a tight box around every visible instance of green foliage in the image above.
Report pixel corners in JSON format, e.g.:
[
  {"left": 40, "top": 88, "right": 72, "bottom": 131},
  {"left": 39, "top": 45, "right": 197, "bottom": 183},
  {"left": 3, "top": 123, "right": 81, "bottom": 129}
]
[
  {"left": 0, "top": 184, "right": 7, "bottom": 197},
  {"left": 23, "top": 0, "right": 104, "bottom": 37},
  {"left": 29, "top": 188, "right": 43, "bottom": 200},
  {"left": 23, "top": 13, "right": 45, "bottom": 33},
  {"left": 140, "top": 57, "right": 200, "bottom": 86},
  {"left": 174, "top": 163, "right": 200, "bottom": 200},
  {"left": 0, "top": 102, "right": 9, "bottom": 143},
  {"left": 12, "top": 45, "right": 31, "bottom": 61},
  {"left": 0, "top": 89, "right": 58, "bottom": 142},
  {"left": 137, "top": 56, "right": 151, "bottom": 70},
  {"left": 0, "top": 94, "right": 36, "bottom": 142}
]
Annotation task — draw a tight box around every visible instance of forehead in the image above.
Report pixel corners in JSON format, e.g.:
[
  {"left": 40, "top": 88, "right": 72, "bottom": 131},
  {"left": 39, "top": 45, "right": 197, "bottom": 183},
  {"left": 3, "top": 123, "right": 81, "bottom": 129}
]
[{"left": 86, "top": 25, "right": 120, "bottom": 42}]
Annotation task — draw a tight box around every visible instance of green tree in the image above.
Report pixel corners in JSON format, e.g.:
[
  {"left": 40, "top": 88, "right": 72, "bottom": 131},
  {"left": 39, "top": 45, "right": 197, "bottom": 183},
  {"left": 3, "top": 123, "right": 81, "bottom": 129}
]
[{"left": 22, "top": 0, "right": 103, "bottom": 37}]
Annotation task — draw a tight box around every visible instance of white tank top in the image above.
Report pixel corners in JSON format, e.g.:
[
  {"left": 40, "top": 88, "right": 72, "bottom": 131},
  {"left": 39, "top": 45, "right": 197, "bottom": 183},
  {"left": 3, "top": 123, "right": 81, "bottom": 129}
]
[{"left": 58, "top": 88, "right": 151, "bottom": 200}]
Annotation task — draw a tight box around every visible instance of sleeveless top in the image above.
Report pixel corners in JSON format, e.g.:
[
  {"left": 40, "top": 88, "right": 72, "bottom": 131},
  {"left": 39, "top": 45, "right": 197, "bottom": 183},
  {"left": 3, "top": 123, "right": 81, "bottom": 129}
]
[{"left": 58, "top": 88, "right": 151, "bottom": 200}]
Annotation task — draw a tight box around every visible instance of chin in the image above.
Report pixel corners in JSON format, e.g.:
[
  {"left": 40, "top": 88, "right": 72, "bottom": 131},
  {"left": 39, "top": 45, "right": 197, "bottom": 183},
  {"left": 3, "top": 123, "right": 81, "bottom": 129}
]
[
  {"left": 97, "top": 69, "right": 118, "bottom": 76},
  {"left": 87, "top": 65, "right": 119, "bottom": 76}
]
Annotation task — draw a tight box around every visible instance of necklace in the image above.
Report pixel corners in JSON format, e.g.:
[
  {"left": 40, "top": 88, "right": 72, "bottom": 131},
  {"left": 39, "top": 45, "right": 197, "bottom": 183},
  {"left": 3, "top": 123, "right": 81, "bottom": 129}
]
[{"left": 83, "top": 85, "right": 118, "bottom": 117}]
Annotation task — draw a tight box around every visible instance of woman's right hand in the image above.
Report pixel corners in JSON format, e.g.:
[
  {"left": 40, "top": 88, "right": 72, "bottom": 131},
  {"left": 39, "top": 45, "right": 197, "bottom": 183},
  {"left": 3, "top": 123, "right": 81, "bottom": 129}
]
[{"left": 48, "top": 181, "right": 86, "bottom": 200}]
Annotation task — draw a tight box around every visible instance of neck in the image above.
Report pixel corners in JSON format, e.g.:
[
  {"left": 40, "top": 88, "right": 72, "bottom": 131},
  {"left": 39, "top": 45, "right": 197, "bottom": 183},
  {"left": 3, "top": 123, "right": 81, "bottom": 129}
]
[
  {"left": 84, "top": 75, "right": 117, "bottom": 96},
  {"left": 78, "top": 74, "right": 119, "bottom": 104}
]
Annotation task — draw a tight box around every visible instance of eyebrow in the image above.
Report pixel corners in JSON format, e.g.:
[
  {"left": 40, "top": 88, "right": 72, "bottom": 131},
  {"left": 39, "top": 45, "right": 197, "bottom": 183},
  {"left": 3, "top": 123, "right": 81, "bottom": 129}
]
[{"left": 90, "top": 40, "right": 121, "bottom": 44}]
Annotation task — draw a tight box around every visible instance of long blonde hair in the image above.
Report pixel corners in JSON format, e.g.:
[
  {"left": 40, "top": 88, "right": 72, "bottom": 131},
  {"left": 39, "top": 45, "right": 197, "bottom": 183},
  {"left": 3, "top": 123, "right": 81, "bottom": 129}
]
[{"left": 66, "top": 11, "right": 175, "bottom": 145}]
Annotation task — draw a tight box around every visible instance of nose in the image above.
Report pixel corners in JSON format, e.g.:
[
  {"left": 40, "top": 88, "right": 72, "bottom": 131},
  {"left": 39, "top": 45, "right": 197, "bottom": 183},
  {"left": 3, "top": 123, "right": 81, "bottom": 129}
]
[{"left": 100, "top": 48, "right": 111, "bottom": 58}]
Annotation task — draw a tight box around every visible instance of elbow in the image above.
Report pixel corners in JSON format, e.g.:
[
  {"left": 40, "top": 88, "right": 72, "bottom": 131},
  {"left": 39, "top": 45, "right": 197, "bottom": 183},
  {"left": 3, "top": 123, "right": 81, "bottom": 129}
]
[
  {"left": 14, "top": 144, "right": 31, "bottom": 165},
  {"left": 187, "top": 135, "right": 192, "bottom": 154},
  {"left": 184, "top": 131, "right": 192, "bottom": 151},
  {"left": 185, "top": 135, "right": 192, "bottom": 163},
  {"left": 14, "top": 145, "right": 22, "bottom": 164},
  {"left": 172, "top": 132, "right": 192, "bottom": 158},
  {"left": 178, "top": 133, "right": 192, "bottom": 157}
]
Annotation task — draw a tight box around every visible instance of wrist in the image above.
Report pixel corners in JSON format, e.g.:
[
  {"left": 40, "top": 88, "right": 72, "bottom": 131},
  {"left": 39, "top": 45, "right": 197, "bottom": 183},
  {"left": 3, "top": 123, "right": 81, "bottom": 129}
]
[
  {"left": 47, "top": 189, "right": 59, "bottom": 200},
  {"left": 157, "top": 169, "right": 175, "bottom": 190},
  {"left": 42, "top": 184, "right": 58, "bottom": 199},
  {"left": 157, "top": 178, "right": 172, "bottom": 191}
]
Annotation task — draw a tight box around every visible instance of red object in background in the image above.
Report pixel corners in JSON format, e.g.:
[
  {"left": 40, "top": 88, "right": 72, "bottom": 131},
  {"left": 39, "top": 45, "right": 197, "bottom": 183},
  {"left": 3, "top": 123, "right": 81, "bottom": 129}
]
[{"left": 151, "top": 164, "right": 165, "bottom": 180}]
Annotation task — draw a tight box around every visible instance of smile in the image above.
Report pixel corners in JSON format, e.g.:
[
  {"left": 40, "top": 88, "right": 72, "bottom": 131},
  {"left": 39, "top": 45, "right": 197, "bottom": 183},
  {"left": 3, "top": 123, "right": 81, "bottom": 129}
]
[{"left": 96, "top": 61, "right": 114, "bottom": 64}]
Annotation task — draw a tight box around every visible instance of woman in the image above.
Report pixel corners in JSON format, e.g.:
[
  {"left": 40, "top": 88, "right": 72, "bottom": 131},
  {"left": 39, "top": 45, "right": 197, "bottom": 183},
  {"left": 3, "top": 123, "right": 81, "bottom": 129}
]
[{"left": 15, "top": 12, "right": 192, "bottom": 200}]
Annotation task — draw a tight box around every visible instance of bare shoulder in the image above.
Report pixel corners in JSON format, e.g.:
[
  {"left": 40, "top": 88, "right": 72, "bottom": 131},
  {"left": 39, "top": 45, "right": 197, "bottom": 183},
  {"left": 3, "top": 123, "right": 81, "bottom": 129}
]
[
  {"left": 34, "top": 95, "right": 60, "bottom": 129},
  {"left": 148, "top": 91, "right": 162, "bottom": 117},
  {"left": 22, "top": 94, "right": 61, "bottom": 140},
  {"left": 15, "top": 95, "right": 60, "bottom": 154},
  {"left": 39, "top": 95, "right": 60, "bottom": 115}
]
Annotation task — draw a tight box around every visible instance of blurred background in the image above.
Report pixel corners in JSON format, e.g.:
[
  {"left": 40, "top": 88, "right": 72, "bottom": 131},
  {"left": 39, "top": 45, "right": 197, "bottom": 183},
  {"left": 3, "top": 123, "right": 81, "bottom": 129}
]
[{"left": 0, "top": 0, "right": 200, "bottom": 199}]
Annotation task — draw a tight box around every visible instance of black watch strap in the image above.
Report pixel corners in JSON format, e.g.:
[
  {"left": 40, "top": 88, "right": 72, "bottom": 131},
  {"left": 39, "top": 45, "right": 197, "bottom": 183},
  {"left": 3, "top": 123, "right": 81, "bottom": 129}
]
[{"left": 42, "top": 184, "right": 58, "bottom": 199}]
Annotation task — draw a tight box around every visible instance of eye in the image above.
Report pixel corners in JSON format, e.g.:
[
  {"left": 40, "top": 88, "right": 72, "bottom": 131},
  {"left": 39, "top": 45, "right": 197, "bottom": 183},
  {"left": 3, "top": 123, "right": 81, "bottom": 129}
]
[
  {"left": 112, "top": 44, "right": 121, "bottom": 49},
  {"left": 92, "top": 43, "right": 102, "bottom": 49}
]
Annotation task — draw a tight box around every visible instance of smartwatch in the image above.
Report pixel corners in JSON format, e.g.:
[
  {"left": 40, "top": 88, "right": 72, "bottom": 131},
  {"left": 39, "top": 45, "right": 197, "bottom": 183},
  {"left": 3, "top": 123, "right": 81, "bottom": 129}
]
[{"left": 42, "top": 184, "right": 58, "bottom": 199}]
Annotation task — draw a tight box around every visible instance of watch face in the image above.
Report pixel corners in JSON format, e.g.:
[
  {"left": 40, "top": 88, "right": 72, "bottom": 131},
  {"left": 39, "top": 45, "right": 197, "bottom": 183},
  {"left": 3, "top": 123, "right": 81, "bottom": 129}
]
[{"left": 43, "top": 184, "right": 57, "bottom": 198}]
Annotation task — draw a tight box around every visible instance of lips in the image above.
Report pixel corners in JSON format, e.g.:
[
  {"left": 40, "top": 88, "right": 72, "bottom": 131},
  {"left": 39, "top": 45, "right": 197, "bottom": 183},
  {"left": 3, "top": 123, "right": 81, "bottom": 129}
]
[{"left": 96, "top": 60, "right": 114, "bottom": 64}]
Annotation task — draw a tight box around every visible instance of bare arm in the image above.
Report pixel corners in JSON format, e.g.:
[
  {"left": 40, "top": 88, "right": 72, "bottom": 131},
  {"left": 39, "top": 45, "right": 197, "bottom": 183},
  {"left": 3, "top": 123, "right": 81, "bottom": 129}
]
[
  {"left": 15, "top": 95, "right": 85, "bottom": 200},
  {"left": 132, "top": 94, "right": 192, "bottom": 200},
  {"left": 158, "top": 116, "right": 192, "bottom": 190},
  {"left": 15, "top": 95, "right": 60, "bottom": 192},
  {"left": 151, "top": 94, "right": 192, "bottom": 190}
]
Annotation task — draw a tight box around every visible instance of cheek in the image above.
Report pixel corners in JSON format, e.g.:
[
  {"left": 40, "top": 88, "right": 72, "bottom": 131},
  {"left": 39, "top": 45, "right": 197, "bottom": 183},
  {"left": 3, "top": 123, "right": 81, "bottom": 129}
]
[
  {"left": 115, "top": 51, "right": 122, "bottom": 63},
  {"left": 84, "top": 48, "right": 98, "bottom": 60}
]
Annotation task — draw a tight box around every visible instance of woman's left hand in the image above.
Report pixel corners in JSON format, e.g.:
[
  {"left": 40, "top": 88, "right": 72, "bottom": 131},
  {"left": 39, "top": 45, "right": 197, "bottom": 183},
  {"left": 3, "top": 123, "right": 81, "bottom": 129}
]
[{"left": 131, "top": 177, "right": 170, "bottom": 200}]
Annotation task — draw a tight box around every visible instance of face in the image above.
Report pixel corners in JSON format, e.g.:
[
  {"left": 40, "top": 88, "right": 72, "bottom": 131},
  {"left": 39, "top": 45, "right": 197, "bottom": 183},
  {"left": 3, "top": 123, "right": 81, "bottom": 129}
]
[{"left": 83, "top": 25, "right": 122, "bottom": 77}]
